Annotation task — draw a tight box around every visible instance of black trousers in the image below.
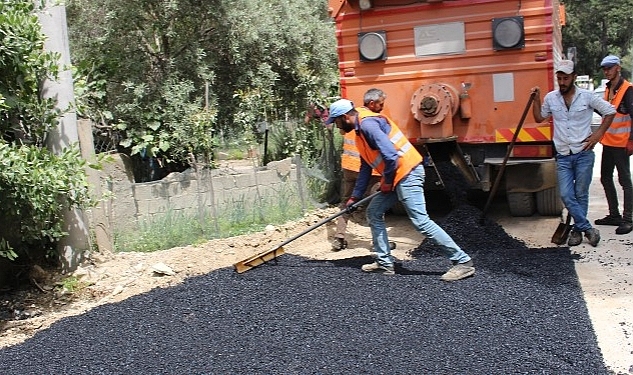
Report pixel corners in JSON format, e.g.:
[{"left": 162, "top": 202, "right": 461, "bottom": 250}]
[{"left": 600, "top": 145, "right": 633, "bottom": 222}]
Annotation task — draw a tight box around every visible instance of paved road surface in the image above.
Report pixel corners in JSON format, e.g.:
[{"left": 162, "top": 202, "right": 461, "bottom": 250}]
[{"left": 492, "top": 144, "right": 632, "bottom": 374}]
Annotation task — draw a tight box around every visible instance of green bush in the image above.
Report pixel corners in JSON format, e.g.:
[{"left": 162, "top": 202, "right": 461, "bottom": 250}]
[
  {"left": 0, "top": 0, "right": 61, "bottom": 146},
  {"left": 115, "top": 78, "right": 218, "bottom": 166},
  {"left": 266, "top": 118, "right": 342, "bottom": 203},
  {"left": 0, "top": 143, "right": 92, "bottom": 260},
  {"left": 0, "top": 0, "right": 94, "bottom": 263}
]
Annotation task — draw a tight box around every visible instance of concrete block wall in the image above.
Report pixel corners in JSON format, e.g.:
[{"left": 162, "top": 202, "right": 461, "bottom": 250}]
[{"left": 99, "top": 155, "right": 304, "bottom": 234}]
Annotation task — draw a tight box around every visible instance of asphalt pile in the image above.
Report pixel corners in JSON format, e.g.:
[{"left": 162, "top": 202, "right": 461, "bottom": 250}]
[{"left": 0, "top": 203, "right": 608, "bottom": 374}]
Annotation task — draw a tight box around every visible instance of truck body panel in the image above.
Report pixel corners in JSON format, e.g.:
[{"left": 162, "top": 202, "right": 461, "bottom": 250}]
[{"left": 328, "top": 0, "right": 565, "bottom": 215}]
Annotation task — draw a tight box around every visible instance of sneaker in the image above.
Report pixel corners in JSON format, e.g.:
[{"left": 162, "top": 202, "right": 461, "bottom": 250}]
[
  {"left": 361, "top": 262, "right": 395, "bottom": 275},
  {"left": 331, "top": 237, "right": 348, "bottom": 251},
  {"left": 567, "top": 230, "right": 582, "bottom": 246},
  {"left": 615, "top": 221, "right": 633, "bottom": 235},
  {"left": 584, "top": 228, "right": 600, "bottom": 247},
  {"left": 594, "top": 214, "right": 622, "bottom": 226},
  {"left": 440, "top": 260, "right": 475, "bottom": 282}
]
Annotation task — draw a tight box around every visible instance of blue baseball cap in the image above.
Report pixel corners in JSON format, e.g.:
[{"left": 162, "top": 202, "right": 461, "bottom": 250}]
[
  {"left": 600, "top": 55, "right": 620, "bottom": 68},
  {"left": 325, "top": 99, "right": 354, "bottom": 125}
]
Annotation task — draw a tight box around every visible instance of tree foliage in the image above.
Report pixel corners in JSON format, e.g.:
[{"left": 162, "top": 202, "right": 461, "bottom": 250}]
[
  {"left": 0, "top": 0, "right": 61, "bottom": 146},
  {"left": 66, "top": 0, "right": 338, "bottom": 172},
  {"left": 0, "top": 0, "right": 92, "bottom": 262},
  {"left": 562, "top": 0, "right": 633, "bottom": 80},
  {"left": 0, "top": 143, "right": 92, "bottom": 261}
]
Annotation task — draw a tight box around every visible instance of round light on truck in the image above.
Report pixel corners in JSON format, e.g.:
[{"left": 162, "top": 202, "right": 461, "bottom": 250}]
[
  {"left": 492, "top": 16, "right": 525, "bottom": 50},
  {"left": 359, "top": 0, "right": 372, "bottom": 10},
  {"left": 358, "top": 31, "right": 387, "bottom": 61}
]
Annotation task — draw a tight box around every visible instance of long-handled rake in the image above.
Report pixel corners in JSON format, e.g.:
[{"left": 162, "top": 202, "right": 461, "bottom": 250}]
[{"left": 233, "top": 191, "right": 380, "bottom": 273}]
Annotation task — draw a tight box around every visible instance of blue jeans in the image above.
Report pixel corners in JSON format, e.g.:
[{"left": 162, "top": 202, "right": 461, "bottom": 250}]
[
  {"left": 556, "top": 150, "right": 595, "bottom": 232},
  {"left": 365, "top": 165, "right": 471, "bottom": 267}
]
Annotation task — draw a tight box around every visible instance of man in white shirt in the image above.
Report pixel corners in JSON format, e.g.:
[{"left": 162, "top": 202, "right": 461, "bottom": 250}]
[{"left": 531, "top": 59, "right": 616, "bottom": 247}]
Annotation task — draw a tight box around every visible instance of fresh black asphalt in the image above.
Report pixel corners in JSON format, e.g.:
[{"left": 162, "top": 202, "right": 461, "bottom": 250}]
[{"left": 0, "top": 204, "right": 608, "bottom": 374}]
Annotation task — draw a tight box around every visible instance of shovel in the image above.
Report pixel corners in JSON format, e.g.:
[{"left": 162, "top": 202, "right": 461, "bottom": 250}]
[{"left": 551, "top": 212, "right": 572, "bottom": 245}]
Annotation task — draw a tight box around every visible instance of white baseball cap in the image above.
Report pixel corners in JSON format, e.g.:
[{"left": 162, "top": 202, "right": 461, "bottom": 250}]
[{"left": 555, "top": 60, "right": 575, "bottom": 74}]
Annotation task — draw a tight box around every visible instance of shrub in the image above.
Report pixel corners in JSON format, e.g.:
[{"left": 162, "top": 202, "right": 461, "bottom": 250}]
[
  {"left": 0, "top": 1, "right": 95, "bottom": 264},
  {"left": 0, "top": 0, "right": 61, "bottom": 146},
  {"left": 0, "top": 143, "right": 92, "bottom": 260}
]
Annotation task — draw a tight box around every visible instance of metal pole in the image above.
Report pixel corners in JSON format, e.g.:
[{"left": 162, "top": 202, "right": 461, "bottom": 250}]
[{"left": 263, "top": 128, "right": 269, "bottom": 165}]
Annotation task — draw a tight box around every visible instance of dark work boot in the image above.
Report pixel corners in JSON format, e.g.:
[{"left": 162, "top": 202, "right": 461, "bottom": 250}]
[
  {"left": 615, "top": 221, "right": 633, "bottom": 235},
  {"left": 594, "top": 214, "right": 622, "bottom": 226}
]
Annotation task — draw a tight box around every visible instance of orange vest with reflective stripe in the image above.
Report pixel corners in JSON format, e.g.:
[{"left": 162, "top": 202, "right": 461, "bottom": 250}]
[
  {"left": 341, "top": 126, "right": 381, "bottom": 175},
  {"left": 355, "top": 107, "right": 423, "bottom": 186},
  {"left": 602, "top": 80, "right": 632, "bottom": 147},
  {"left": 341, "top": 131, "right": 362, "bottom": 172}
]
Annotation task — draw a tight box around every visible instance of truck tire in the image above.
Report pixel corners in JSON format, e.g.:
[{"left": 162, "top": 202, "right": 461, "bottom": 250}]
[
  {"left": 507, "top": 192, "right": 536, "bottom": 217},
  {"left": 536, "top": 187, "right": 563, "bottom": 216}
]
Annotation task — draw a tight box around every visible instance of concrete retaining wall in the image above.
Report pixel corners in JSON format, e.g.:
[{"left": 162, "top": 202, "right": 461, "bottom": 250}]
[{"left": 98, "top": 154, "right": 306, "bottom": 235}]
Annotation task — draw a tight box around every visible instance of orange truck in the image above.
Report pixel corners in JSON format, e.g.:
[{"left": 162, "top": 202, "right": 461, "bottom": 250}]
[{"left": 328, "top": 0, "right": 565, "bottom": 216}]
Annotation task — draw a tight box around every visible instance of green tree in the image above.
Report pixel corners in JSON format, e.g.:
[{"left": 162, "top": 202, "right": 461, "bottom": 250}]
[
  {"left": 563, "top": 0, "right": 633, "bottom": 79},
  {"left": 66, "top": 0, "right": 338, "bottom": 174},
  {"left": 68, "top": 0, "right": 221, "bottom": 169},
  {"left": 0, "top": 0, "right": 92, "bottom": 262},
  {"left": 0, "top": 0, "right": 60, "bottom": 145}
]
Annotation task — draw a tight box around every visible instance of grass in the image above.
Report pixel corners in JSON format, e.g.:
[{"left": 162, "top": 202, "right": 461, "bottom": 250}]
[
  {"left": 113, "top": 187, "right": 312, "bottom": 253},
  {"left": 216, "top": 143, "right": 258, "bottom": 161},
  {"left": 57, "top": 276, "right": 91, "bottom": 294}
]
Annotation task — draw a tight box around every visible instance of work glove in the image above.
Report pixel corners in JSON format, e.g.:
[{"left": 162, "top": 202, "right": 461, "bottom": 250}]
[
  {"left": 627, "top": 140, "right": 633, "bottom": 156},
  {"left": 380, "top": 182, "right": 393, "bottom": 194},
  {"left": 345, "top": 197, "right": 359, "bottom": 213}
]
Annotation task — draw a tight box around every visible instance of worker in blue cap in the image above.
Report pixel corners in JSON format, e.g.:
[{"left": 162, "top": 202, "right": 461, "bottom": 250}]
[
  {"left": 594, "top": 55, "right": 633, "bottom": 235},
  {"left": 325, "top": 97, "right": 475, "bottom": 280}
]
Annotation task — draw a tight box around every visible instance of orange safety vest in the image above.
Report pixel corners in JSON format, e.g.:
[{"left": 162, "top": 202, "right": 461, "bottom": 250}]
[
  {"left": 341, "top": 130, "right": 380, "bottom": 175},
  {"left": 602, "top": 80, "right": 632, "bottom": 147},
  {"left": 355, "top": 107, "right": 423, "bottom": 186}
]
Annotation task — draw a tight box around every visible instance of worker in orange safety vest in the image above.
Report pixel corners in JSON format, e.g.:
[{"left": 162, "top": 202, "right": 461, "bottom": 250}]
[
  {"left": 594, "top": 55, "right": 633, "bottom": 235},
  {"left": 325, "top": 93, "right": 475, "bottom": 281},
  {"left": 331, "top": 89, "right": 383, "bottom": 251}
]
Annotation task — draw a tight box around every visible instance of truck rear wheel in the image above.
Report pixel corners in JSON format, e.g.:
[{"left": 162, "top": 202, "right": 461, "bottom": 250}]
[
  {"left": 535, "top": 187, "right": 563, "bottom": 216},
  {"left": 507, "top": 192, "right": 536, "bottom": 217}
]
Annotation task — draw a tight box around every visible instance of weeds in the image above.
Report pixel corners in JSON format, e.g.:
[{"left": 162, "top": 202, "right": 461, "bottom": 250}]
[
  {"left": 114, "top": 185, "right": 310, "bottom": 253},
  {"left": 57, "top": 276, "right": 90, "bottom": 294}
]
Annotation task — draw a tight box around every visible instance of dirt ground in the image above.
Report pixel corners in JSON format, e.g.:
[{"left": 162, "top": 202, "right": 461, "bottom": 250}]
[{"left": 1, "top": 150, "right": 631, "bottom": 374}]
